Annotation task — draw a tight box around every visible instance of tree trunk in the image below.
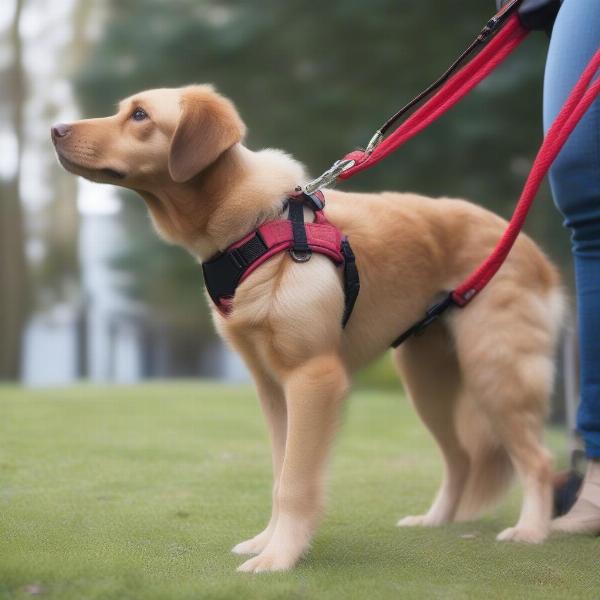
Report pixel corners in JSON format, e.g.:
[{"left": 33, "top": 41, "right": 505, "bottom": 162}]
[{"left": 0, "top": 0, "right": 28, "bottom": 380}]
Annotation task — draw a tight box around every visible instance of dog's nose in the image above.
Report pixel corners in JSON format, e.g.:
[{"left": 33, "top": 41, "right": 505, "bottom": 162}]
[{"left": 51, "top": 123, "right": 72, "bottom": 141}]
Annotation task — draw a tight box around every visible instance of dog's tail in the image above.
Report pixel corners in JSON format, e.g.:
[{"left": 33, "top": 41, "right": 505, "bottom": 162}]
[{"left": 453, "top": 395, "right": 514, "bottom": 521}]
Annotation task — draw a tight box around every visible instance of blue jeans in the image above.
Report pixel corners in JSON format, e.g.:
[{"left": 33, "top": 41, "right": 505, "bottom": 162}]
[{"left": 543, "top": 0, "right": 600, "bottom": 458}]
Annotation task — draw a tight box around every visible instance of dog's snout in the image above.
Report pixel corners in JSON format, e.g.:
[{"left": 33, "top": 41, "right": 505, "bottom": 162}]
[{"left": 51, "top": 123, "right": 72, "bottom": 141}]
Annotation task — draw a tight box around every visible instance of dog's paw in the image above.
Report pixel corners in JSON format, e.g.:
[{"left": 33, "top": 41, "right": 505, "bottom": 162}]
[
  {"left": 236, "top": 549, "right": 298, "bottom": 573},
  {"left": 231, "top": 531, "right": 271, "bottom": 556},
  {"left": 397, "top": 514, "right": 447, "bottom": 527},
  {"left": 496, "top": 526, "right": 547, "bottom": 544},
  {"left": 397, "top": 515, "right": 427, "bottom": 527}
]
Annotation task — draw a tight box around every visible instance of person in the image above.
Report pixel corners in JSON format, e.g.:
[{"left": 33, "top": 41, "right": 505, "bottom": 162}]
[
  {"left": 541, "top": 0, "right": 600, "bottom": 533},
  {"left": 504, "top": 0, "right": 600, "bottom": 531}
]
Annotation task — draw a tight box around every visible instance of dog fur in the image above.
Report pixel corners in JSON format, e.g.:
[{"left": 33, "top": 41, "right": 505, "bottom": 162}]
[{"left": 52, "top": 85, "right": 565, "bottom": 573}]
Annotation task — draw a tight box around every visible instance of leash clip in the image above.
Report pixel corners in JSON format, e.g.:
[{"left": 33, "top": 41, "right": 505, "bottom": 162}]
[
  {"left": 413, "top": 293, "right": 455, "bottom": 336},
  {"left": 303, "top": 129, "right": 383, "bottom": 195},
  {"left": 303, "top": 158, "right": 355, "bottom": 195}
]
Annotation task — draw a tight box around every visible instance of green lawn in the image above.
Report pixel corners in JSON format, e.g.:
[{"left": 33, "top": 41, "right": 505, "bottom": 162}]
[{"left": 0, "top": 382, "right": 598, "bottom": 600}]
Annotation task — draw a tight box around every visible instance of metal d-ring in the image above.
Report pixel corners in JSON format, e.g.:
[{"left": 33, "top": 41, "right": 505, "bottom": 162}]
[{"left": 289, "top": 248, "right": 312, "bottom": 263}]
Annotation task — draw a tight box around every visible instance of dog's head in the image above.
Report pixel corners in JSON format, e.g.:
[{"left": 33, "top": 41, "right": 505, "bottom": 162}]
[{"left": 51, "top": 85, "right": 246, "bottom": 189}]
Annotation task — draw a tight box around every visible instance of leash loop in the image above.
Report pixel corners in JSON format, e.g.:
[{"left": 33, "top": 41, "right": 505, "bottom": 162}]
[
  {"left": 391, "top": 47, "right": 600, "bottom": 345},
  {"left": 452, "top": 48, "right": 600, "bottom": 306}
]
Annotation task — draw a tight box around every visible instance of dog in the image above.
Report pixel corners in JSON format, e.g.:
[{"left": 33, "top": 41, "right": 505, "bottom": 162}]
[{"left": 52, "top": 85, "right": 564, "bottom": 573}]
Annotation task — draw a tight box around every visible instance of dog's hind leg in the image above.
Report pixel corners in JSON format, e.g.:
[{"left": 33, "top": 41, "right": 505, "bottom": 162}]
[
  {"left": 451, "top": 289, "right": 559, "bottom": 543},
  {"left": 237, "top": 353, "right": 349, "bottom": 573},
  {"left": 460, "top": 369, "right": 552, "bottom": 543},
  {"left": 394, "top": 321, "right": 470, "bottom": 527},
  {"left": 492, "top": 415, "right": 552, "bottom": 543}
]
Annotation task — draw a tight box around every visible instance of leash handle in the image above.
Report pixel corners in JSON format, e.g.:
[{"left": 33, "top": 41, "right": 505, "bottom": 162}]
[{"left": 452, "top": 48, "right": 600, "bottom": 305}]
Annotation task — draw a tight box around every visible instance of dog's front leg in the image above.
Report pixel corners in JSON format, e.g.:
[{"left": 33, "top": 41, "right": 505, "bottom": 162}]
[
  {"left": 237, "top": 353, "right": 349, "bottom": 573},
  {"left": 232, "top": 373, "right": 286, "bottom": 555}
]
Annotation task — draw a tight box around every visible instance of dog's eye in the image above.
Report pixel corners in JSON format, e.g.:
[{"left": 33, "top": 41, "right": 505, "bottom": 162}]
[{"left": 131, "top": 107, "right": 148, "bottom": 122}]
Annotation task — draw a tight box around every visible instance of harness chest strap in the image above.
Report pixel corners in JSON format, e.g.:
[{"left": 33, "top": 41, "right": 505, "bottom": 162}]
[{"left": 201, "top": 191, "right": 360, "bottom": 327}]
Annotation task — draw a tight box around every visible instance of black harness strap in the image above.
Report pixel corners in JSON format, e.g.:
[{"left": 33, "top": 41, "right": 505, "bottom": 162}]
[
  {"left": 341, "top": 239, "right": 360, "bottom": 327},
  {"left": 288, "top": 199, "right": 311, "bottom": 261},
  {"left": 391, "top": 292, "right": 455, "bottom": 348},
  {"left": 202, "top": 232, "right": 268, "bottom": 306},
  {"left": 286, "top": 193, "right": 359, "bottom": 324}
]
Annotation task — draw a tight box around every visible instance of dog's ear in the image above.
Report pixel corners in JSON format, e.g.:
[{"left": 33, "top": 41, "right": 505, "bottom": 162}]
[{"left": 168, "top": 88, "right": 246, "bottom": 183}]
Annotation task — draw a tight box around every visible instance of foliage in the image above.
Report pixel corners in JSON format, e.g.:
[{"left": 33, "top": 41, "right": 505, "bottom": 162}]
[
  {"left": 0, "top": 0, "right": 28, "bottom": 379},
  {"left": 109, "top": 194, "right": 214, "bottom": 332},
  {"left": 0, "top": 382, "right": 587, "bottom": 600}
]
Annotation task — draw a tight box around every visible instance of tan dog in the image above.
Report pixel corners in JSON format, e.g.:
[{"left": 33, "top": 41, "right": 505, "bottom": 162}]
[{"left": 52, "top": 85, "right": 564, "bottom": 573}]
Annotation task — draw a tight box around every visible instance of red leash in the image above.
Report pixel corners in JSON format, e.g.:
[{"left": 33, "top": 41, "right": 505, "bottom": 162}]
[
  {"left": 304, "top": 6, "right": 600, "bottom": 333},
  {"left": 339, "top": 14, "right": 529, "bottom": 180},
  {"left": 453, "top": 49, "right": 600, "bottom": 305}
]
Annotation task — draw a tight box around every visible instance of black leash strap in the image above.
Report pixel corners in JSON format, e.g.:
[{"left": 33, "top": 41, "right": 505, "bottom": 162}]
[
  {"left": 391, "top": 292, "right": 455, "bottom": 348},
  {"left": 367, "top": 0, "right": 523, "bottom": 149}
]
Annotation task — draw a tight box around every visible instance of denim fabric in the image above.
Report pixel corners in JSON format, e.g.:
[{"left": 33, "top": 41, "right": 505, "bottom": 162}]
[{"left": 543, "top": 0, "right": 600, "bottom": 457}]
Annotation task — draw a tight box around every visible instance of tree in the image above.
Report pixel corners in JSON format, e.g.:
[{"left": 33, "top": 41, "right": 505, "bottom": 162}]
[
  {"left": 0, "top": 0, "right": 29, "bottom": 380},
  {"left": 32, "top": 0, "right": 97, "bottom": 378}
]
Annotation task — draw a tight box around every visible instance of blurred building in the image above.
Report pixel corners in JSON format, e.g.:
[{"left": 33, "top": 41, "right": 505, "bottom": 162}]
[{"left": 23, "top": 200, "right": 248, "bottom": 387}]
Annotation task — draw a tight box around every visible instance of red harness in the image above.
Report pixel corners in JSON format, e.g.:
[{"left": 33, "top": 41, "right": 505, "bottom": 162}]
[{"left": 202, "top": 191, "right": 360, "bottom": 325}]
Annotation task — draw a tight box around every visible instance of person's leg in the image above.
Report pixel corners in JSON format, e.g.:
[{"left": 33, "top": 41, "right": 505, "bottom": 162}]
[{"left": 543, "top": 0, "right": 600, "bottom": 533}]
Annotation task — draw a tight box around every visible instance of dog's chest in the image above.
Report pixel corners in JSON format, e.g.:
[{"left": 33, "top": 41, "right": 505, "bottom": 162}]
[{"left": 211, "top": 253, "right": 346, "bottom": 373}]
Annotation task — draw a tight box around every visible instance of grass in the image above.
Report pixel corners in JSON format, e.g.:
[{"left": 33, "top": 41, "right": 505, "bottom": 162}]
[{"left": 0, "top": 381, "right": 599, "bottom": 600}]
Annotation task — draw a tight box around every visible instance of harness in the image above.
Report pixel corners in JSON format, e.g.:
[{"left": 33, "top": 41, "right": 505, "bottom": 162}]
[{"left": 202, "top": 190, "right": 360, "bottom": 326}]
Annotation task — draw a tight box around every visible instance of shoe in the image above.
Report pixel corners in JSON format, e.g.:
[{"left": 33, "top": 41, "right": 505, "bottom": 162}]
[{"left": 552, "top": 459, "right": 600, "bottom": 534}]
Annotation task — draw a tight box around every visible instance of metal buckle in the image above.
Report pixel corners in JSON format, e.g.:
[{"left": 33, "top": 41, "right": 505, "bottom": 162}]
[
  {"left": 365, "top": 130, "right": 383, "bottom": 155},
  {"left": 289, "top": 248, "right": 312, "bottom": 263},
  {"left": 413, "top": 293, "right": 455, "bottom": 337}
]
